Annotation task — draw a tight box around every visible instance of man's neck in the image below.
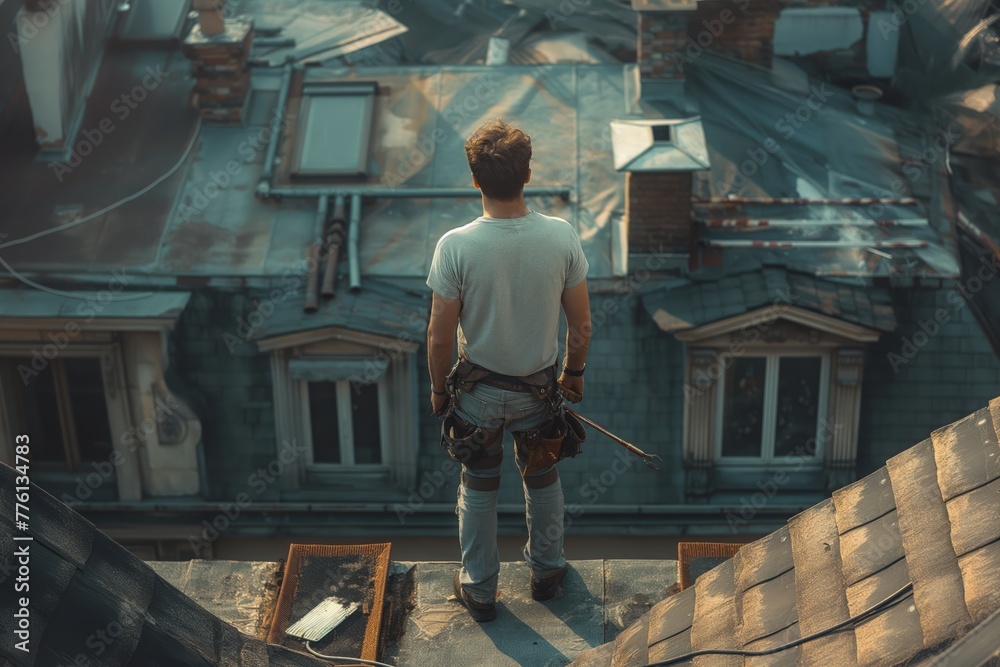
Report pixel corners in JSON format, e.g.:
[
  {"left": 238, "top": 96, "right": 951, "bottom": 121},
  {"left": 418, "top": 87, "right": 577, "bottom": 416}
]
[{"left": 481, "top": 194, "right": 531, "bottom": 219}]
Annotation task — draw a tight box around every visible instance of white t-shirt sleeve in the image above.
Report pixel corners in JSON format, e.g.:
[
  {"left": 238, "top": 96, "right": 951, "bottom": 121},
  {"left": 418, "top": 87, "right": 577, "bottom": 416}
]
[
  {"left": 426, "top": 234, "right": 462, "bottom": 299},
  {"left": 565, "top": 227, "right": 589, "bottom": 289}
]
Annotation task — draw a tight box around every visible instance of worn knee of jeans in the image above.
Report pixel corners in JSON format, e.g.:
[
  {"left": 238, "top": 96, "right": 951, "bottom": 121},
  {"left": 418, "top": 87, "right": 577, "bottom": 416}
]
[
  {"left": 525, "top": 474, "right": 563, "bottom": 507},
  {"left": 459, "top": 485, "right": 498, "bottom": 513}
]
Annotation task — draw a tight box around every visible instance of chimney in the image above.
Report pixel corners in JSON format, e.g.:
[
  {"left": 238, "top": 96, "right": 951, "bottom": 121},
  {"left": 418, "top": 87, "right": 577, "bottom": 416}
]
[
  {"left": 611, "top": 119, "right": 708, "bottom": 258},
  {"left": 182, "top": 2, "right": 253, "bottom": 124},
  {"left": 15, "top": 0, "right": 115, "bottom": 151},
  {"left": 636, "top": 8, "right": 690, "bottom": 80},
  {"left": 626, "top": 171, "right": 694, "bottom": 255},
  {"left": 634, "top": 0, "right": 779, "bottom": 77}
]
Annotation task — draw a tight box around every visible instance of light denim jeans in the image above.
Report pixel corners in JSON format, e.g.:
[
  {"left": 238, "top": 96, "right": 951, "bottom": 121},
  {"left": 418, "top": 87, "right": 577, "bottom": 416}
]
[{"left": 453, "top": 381, "right": 567, "bottom": 604}]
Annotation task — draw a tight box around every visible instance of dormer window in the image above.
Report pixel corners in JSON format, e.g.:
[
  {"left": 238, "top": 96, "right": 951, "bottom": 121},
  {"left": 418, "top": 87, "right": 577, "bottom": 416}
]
[{"left": 651, "top": 124, "right": 673, "bottom": 144}]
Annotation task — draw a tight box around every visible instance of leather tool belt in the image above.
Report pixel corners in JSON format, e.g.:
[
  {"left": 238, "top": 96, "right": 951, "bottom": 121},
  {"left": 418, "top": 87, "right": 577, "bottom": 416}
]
[{"left": 439, "top": 357, "right": 586, "bottom": 480}]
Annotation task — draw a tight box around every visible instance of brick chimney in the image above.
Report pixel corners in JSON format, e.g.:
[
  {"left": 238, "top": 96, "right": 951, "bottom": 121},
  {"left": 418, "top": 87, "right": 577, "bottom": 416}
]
[
  {"left": 626, "top": 171, "right": 694, "bottom": 255},
  {"left": 612, "top": 119, "right": 707, "bottom": 258},
  {"left": 634, "top": 0, "right": 779, "bottom": 77},
  {"left": 182, "top": 2, "right": 253, "bottom": 124}
]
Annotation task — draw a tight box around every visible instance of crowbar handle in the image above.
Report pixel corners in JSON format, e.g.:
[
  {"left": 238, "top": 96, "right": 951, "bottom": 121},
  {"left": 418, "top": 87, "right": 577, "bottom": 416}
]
[{"left": 565, "top": 408, "right": 662, "bottom": 471}]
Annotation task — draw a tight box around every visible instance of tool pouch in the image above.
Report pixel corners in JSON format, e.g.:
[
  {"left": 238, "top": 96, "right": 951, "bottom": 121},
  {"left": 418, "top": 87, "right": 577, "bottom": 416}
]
[
  {"left": 440, "top": 411, "right": 503, "bottom": 470},
  {"left": 513, "top": 414, "right": 570, "bottom": 478},
  {"left": 561, "top": 410, "right": 587, "bottom": 459}
]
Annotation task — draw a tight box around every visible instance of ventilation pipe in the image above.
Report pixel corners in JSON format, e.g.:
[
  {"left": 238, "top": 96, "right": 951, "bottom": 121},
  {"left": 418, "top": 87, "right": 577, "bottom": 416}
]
[
  {"left": 303, "top": 195, "right": 328, "bottom": 313},
  {"left": 322, "top": 196, "right": 346, "bottom": 299},
  {"left": 348, "top": 194, "right": 362, "bottom": 293}
]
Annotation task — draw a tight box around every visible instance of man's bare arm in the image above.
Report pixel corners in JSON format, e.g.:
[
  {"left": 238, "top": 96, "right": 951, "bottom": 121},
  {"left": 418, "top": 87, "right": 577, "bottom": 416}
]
[
  {"left": 427, "top": 292, "right": 461, "bottom": 393},
  {"left": 562, "top": 279, "right": 591, "bottom": 370},
  {"left": 559, "top": 280, "right": 590, "bottom": 402}
]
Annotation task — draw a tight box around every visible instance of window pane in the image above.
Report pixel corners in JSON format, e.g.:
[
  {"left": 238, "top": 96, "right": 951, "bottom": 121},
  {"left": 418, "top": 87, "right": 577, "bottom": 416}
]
[
  {"left": 774, "top": 357, "right": 822, "bottom": 459},
  {"left": 64, "top": 358, "right": 114, "bottom": 464},
  {"left": 0, "top": 358, "right": 67, "bottom": 466},
  {"left": 720, "top": 357, "right": 766, "bottom": 458},
  {"left": 350, "top": 382, "right": 381, "bottom": 464},
  {"left": 308, "top": 382, "right": 341, "bottom": 464}
]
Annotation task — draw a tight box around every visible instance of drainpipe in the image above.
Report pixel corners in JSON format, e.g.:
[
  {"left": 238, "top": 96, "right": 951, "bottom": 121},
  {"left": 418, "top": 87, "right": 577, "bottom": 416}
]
[
  {"left": 255, "top": 62, "right": 294, "bottom": 198},
  {"left": 348, "top": 194, "right": 362, "bottom": 292},
  {"left": 322, "top": 196, "right": 346, "bottom": 299},
  {"left": 303, "top": 194, "right": 328, "bottom": 313}
]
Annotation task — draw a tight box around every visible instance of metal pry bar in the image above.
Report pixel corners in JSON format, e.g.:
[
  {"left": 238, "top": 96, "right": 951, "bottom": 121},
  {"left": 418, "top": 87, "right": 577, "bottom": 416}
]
[{"left": 565, "top": 408, "right": 662, "bottom": 471}]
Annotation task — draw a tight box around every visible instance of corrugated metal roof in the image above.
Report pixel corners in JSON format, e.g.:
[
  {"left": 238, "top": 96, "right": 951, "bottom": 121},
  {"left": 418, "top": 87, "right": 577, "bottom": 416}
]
[{"left": 570, "top": 397, "right": 1000, "bottom": 666}]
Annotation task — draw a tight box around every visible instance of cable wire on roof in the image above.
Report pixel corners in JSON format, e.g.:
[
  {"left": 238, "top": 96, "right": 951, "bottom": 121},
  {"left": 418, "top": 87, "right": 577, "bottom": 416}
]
[
  {"left": 304, "top": 641, "right": 397, "bottom": 667},
  {"left": 643, "top": 583, "right": 915, "bottom": 667},
  {"left": 0, "top": 118, "right": 201, "bottom": 301}
]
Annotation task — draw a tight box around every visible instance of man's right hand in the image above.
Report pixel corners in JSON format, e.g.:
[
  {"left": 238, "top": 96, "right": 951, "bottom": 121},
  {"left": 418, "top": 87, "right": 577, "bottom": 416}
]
[{"left": 558, "top": 372, "right": 584, "bottom": 403}]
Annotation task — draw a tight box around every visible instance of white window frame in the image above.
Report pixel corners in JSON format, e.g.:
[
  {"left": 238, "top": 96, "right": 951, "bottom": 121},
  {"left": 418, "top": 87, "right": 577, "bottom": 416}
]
[
  {"left": 713, "top": 350, "right": 829, "bottom": 466},
  {"left": 261, "top": 326, "right": 420, "bottom": 492},
  {"left": 299, "top": 378, "right": 392, "bottom": 471}
]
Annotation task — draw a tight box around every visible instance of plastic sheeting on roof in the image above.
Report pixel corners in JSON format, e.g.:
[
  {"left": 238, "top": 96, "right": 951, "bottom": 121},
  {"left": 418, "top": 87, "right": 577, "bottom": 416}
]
[
  {"left": 238, "top": 0, "right": 407, "bottom": 66},
  {"left": 683, "top": 53, "right": 961, "bottom": 280},
  {"left": 894, "top": 0, "right": 1000, "bottom": 101}
]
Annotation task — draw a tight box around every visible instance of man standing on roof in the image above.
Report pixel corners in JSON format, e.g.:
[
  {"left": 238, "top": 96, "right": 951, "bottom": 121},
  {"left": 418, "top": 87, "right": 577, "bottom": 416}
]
[{"left": 426, "top": 119, "right": 592, "bottom": 622}]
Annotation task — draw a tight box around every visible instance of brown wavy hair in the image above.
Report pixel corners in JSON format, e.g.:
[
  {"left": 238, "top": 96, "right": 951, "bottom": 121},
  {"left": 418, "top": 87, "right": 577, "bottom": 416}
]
[{"left": 464, "top": 119, "right": 531, "bottom": 201}]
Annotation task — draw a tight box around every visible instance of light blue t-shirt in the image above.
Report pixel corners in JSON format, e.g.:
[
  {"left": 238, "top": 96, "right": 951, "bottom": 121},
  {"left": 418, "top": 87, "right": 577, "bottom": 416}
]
[{"left": 426, "top": 210, "right": 589, "bottom": 377}]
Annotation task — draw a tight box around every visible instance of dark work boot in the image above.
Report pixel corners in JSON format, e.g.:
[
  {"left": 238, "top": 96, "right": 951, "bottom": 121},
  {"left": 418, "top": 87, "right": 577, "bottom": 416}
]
[
  {"left": 452, "top": 570, "right": 496, "bottom": 622},
  {"left": 530, "top": 564, "right": 568, "bottom": 602}
]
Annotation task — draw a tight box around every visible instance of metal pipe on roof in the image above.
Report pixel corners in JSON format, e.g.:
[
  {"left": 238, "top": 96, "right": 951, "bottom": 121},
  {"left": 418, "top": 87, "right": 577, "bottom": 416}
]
[
  {"left": 304, "top": 194, "right": 329, "bottom": 313},
  {"left": 263, "top": 186, "right": 572, "bottom": 199},
  {"left": 694, "top": 196, "right": 920, "bottom": 206},
  {"left": 704, "top": 239, "right": 930, "bottom": 249},
  {"left": 322, "top": 196, "right": 346, "bottom": 299},
  {"left": 701, "top": 217, "right": 928, "bottom": 229},
  {"left": 348, "top": 194, "right": 362, "bottom": 293},
  {"left": 255, "top": 62, "right": 294, "bottom": 198}
]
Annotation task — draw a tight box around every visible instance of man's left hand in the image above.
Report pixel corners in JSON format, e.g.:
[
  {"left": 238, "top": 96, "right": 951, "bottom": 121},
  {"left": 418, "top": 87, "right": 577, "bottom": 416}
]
[{"left": 431, "top": 391, "right": 449, "bottom": 416}]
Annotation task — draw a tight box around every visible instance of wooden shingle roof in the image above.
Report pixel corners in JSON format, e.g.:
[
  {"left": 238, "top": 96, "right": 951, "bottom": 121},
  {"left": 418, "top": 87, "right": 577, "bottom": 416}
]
[{"left": 570, "top": 397, "right": 1000, "bottom": 667}]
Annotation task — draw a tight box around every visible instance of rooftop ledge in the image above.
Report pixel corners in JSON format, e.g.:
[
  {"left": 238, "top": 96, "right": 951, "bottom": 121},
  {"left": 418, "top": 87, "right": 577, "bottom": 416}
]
[{"left": 149, "top": 557, "right": 679, "bottom": 665}]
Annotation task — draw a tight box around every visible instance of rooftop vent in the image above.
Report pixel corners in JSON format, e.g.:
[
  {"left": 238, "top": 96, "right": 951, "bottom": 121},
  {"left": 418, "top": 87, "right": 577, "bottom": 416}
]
[{"left": 652, "top": 124, "right": 673, "bottom": 143}]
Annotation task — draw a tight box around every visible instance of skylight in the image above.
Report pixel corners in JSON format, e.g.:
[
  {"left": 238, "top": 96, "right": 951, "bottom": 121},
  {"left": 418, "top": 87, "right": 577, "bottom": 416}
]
[{"left": 293, "top": 82, "right": 377, "bottom": 177}]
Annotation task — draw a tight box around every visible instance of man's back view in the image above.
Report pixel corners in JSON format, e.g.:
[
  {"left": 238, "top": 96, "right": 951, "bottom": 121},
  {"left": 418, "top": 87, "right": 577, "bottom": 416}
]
[{"left": 426, "top": 119, "right": 592, "bottom": 622}]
